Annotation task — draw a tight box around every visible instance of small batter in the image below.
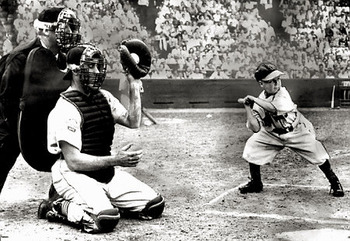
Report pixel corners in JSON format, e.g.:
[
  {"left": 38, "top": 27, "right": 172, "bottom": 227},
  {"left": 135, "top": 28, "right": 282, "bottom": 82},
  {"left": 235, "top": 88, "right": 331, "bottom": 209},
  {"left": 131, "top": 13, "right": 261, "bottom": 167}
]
[{"left": 238, "top": 62, "right": 344, "bottom": 197}]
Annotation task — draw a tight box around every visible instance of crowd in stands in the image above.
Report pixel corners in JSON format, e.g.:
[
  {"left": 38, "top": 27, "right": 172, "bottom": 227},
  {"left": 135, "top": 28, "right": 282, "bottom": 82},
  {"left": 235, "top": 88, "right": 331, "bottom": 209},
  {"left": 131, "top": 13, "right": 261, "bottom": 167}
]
[
  {"left": 0, "top": 0, "right": 150, "bottom": 79},
  {"left": 151, "top": 0, "right": 350, "bottom": 79},
  {"left": 0, "top": 0, "right": 350, "bottom": 80}
]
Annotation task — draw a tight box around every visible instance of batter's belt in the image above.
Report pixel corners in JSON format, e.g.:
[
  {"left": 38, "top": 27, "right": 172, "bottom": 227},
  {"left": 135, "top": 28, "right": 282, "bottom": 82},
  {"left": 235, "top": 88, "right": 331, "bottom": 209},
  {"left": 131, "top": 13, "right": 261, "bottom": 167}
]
[{"left": 271, "top": 111, "right": 301, "bottom": 135}]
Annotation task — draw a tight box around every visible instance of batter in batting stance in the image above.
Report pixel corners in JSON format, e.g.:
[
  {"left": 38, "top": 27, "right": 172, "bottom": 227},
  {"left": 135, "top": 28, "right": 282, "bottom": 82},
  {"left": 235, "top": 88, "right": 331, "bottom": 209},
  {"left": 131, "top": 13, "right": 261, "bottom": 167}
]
[
  {"left": 238, "top": 62, "right": 344, "bottom": 197},
  {"left": 38, "top": 44, "right": 164, "bottom": 233},
  {"left": 0, "top": 7, "right": 81, "bottom": 194}
]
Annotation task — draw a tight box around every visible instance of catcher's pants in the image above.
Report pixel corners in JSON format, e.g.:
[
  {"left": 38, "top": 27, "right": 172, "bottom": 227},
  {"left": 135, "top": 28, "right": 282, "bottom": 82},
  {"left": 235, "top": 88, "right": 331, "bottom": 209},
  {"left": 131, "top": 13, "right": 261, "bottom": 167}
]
[
  {"left": 243, "top": 114, "right": 329, "bottom": 166},
  {"left": 51, "top": 159, "right": 158, "bottom": 224}
]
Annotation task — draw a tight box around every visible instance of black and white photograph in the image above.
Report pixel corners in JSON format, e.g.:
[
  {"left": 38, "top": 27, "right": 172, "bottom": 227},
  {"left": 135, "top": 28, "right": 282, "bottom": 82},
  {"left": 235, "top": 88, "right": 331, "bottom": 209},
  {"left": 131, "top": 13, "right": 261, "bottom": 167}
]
[{"left": 0, "top": 0, "right": 350, "bottom": 240}]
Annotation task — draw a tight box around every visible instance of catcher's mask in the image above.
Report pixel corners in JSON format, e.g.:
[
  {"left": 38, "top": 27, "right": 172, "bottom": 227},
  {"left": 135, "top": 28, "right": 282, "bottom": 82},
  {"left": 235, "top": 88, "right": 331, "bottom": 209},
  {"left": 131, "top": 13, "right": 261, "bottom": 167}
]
[{"left": 64, "top": 44, "right": 107, "bottom": 93}]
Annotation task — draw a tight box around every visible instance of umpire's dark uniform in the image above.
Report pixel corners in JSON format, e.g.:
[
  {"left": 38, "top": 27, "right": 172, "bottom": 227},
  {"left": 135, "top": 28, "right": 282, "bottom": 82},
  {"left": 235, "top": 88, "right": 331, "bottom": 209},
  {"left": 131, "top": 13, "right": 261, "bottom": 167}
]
[{"left": 0, "top": 36, "right": 66, "bottom": 193}]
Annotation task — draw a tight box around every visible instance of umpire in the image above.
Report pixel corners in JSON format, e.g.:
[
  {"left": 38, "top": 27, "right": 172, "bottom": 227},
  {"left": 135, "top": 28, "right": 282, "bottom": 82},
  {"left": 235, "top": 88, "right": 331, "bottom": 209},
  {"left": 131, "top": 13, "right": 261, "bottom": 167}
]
[{"left": 0, "top": 7, "right": 81, "bottom": 194}]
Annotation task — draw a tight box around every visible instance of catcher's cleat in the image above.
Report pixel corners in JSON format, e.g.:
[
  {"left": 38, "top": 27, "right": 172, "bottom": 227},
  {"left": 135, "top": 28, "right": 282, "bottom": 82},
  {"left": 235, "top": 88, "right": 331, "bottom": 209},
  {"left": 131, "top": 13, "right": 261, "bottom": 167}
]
[
  {"left": 38, "top": 199, "right": 52, "bottom": 219},
  {"left": 46, "top": 209, "right": 68, "bottom": 223},
  {"left": 330, "top": 180, "right": 344, "bottom": 197},
  {"left": 38, "top": 184, "right": 61, "bottom": 219},
  {"left": 94, "top": 208, "right": 120, "bottom": 233},
  {"left": 239, "top": 181, "right": 263, "bottom": 194},
  {"left": 38, "top": 198, "right": 69, "bottom": 223}
]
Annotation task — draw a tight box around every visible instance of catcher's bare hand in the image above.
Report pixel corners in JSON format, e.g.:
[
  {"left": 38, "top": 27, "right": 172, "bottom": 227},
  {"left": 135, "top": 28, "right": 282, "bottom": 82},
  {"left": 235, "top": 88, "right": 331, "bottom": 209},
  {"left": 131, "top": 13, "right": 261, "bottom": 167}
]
[{"left": 116, "top": 143, "right": 143, "bottom": 167}]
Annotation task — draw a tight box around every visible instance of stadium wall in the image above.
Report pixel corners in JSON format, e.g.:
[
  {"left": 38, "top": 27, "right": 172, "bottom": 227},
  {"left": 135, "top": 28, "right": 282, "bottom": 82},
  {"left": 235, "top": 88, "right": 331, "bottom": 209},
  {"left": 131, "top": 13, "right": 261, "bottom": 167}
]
[{"left": 103, "top": 78, "right": 345, "bottom": 109}]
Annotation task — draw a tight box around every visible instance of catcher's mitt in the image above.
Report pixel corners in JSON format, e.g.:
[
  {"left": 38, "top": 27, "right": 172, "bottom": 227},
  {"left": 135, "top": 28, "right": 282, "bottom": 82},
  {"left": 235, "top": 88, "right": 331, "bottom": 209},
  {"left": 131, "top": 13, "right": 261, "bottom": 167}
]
[{"left": 119, "top": 39, "right": 151, "bottom": 79}]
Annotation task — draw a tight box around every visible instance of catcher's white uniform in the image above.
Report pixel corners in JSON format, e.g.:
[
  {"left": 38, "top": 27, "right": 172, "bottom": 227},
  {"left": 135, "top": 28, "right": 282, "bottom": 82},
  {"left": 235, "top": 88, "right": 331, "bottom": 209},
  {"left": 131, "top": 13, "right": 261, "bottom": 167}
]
[
  {"left": 48, "top": 87, "right": 157, "bottom": 224},
  {"left": 242, "top": 86, "right": 329, "bottom": 166}
]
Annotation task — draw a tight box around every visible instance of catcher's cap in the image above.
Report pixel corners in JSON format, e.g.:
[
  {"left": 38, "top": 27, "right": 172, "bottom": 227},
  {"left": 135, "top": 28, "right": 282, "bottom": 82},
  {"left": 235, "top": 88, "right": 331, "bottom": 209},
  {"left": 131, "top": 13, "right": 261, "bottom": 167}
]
[
  {"left": 254, "top": 62, "right": 284, "bottom": 82},
  {"left": 63, "top": 46, "right": 85, "bottom": 80},
  {"left": 66, "top": 45, "right": 85, "bottom": 65}
]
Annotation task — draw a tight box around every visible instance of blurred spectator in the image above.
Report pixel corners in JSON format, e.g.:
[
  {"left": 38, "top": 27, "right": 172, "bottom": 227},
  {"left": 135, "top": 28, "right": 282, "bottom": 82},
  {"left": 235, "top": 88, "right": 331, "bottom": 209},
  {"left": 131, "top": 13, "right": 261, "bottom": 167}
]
[
  {"left": 209, "top": 66, "right": 230, "bottom": 79},
  {"left": 301, "top": 66, "right": 312, "bottom": 78},
  {"left": 235, "top": 66, "right": 250, "bottom": 79},
  {"left": 2, "top": 33, "right": 13, "bottom": 55},
  {"left": 338, "top": 66, "right": 350, "bottom": 78},
  {"left": 188, "top": 66, "right": 205, "bottom": 79},
  {"left": 325, "top": 69, "right": 336, "bottom": 78}
]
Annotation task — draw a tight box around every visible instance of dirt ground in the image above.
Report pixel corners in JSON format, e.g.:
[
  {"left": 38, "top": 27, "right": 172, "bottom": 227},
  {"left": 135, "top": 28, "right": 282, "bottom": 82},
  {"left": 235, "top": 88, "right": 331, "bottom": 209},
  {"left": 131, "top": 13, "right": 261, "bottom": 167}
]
[{"left": 1, "top": 108, "right": 350, "bottom": 241}]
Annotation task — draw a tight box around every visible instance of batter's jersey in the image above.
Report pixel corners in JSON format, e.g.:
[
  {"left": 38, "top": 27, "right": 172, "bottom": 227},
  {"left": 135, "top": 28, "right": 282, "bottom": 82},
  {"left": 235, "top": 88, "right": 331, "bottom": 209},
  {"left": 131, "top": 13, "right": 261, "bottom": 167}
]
[{"left": 252, "top": 86, "right": 299, "bottom": 133}]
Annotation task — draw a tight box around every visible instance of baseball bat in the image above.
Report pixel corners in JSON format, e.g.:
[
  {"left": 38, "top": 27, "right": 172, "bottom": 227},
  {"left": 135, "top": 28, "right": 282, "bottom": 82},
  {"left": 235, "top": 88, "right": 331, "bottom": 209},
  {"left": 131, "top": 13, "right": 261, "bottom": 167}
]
[{"left": 142, "top": 107, "right": 157, "bottom": 124}]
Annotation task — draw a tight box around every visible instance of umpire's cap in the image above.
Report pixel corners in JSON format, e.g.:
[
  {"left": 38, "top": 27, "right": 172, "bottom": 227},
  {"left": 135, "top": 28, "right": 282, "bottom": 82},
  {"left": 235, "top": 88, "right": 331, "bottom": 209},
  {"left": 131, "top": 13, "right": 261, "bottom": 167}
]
[
  {"left": 37, "top": 7, "right": 63, "bottom": 23},
  {"left": 254, "top": 62, "right": 284, "bottom": 82},
  {"left": 34, "top": 7, "right": 64, "bottom": 32}
]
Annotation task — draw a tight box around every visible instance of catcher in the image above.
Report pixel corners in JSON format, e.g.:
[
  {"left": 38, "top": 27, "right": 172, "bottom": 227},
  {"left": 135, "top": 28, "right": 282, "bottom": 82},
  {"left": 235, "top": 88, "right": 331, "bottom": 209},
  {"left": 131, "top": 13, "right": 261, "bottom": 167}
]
[
  {"left": 238, "top": 62, "right": 344, "bottom": 197},
  {"left": 38, "top": 43, "right": 164, "bottom": 233}
]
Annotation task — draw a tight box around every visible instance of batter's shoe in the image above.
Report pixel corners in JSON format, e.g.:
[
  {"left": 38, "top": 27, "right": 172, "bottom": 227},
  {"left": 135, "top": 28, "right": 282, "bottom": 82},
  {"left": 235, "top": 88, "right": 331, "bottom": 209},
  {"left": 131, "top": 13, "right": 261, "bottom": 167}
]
[
  {"left": 239, "top": 180, "right": 263, "bottom": 194},
  {"left": 330, "top": 180, "right": 344, "bottom": 197}
]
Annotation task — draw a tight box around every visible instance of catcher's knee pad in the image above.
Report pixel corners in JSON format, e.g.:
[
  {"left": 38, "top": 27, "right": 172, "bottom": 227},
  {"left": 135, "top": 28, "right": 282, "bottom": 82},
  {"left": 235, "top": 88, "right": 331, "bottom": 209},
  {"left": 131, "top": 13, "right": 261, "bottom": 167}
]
[
  {"left": 140, "top": 194, "right": 165, "bottom": 220},
  {"left": 93, "top": 208, "right": 120, "bottom": 233},
  {"left": 119, "top": 39, "right": 151, "bottom": 79}
]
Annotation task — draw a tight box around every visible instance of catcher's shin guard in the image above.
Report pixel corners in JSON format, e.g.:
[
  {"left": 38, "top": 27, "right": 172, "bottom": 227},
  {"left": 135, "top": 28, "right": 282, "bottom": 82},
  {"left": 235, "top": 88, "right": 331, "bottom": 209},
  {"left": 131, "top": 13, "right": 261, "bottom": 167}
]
[
  {"left": 92, "top": 208, "right": 120, "bottom": 233},
  {"left": 119, "top": 194, "right": 165, "bottom": 220},
  {"left": 139, "top": 194, "right": 165, "bottom": 220}
]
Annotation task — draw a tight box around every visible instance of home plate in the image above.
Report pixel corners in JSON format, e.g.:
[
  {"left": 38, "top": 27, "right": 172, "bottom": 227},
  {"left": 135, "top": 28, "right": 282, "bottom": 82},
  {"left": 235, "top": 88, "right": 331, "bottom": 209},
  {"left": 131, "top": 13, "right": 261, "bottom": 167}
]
[{"left": 276, "top": 228, "right": 350, "bottom": 241}]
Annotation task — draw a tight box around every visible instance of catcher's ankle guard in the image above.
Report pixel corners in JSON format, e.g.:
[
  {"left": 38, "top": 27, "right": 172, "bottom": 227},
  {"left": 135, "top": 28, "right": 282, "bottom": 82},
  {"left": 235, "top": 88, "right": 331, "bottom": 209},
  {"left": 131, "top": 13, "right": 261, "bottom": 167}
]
[{"left": 139, "top": 194, "right": 165, "bottom": 220}]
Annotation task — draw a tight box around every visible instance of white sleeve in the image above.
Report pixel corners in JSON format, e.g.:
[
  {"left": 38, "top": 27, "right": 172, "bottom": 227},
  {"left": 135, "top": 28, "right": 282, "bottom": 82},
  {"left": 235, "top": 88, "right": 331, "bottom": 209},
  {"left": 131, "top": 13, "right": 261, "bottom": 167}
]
[{"left": 47, "top": 98, "right": 82, "bottom": 154}]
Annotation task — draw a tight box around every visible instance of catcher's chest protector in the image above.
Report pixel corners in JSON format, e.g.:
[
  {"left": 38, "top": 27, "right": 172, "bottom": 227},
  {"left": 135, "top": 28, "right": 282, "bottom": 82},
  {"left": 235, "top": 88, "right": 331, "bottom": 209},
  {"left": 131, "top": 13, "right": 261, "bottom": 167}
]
[{"left": 61, "top": 90, "right": 115, "bottom": 183}]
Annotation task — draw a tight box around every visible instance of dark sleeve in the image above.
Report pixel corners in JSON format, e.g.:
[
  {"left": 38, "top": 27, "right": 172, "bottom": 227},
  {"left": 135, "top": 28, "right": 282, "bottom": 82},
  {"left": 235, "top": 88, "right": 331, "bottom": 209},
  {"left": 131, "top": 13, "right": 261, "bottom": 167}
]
[{"left": 1, "top": 53, "right": 27, "bottom": 120}]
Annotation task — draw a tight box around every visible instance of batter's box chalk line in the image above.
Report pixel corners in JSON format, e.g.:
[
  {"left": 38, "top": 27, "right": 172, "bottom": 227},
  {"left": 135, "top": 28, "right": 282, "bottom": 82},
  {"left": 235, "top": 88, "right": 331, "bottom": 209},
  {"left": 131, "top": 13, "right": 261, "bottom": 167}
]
[
  {"left": 205, "top": 183, "right": 332, "bottom": 206},
  {"left": 276, "top": 228, "right": 350, "bottom": 241},
  {"left": 203, "top": 210, "right": 350, "bottom": 225},
  {"left": 203, "top": 182, "right": 350, "bottom": 225},
  {"left": 330, "top": 150, "right": 350, "bottom": 159}
]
